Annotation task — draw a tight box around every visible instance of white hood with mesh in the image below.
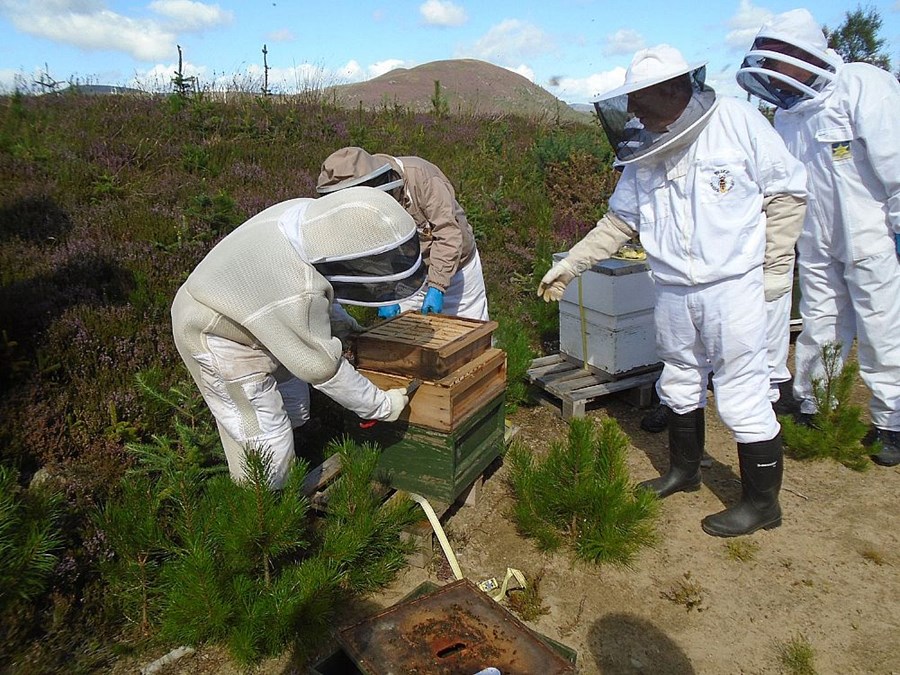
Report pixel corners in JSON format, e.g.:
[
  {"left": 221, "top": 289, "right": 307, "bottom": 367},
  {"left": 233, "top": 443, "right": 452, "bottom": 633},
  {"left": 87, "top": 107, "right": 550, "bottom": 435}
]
[
  {"left": 278, "top": 186, "right": 426, "bottom": 306},
  {"left": 736, "top": 9, "right": 843, "bottom": 109}
]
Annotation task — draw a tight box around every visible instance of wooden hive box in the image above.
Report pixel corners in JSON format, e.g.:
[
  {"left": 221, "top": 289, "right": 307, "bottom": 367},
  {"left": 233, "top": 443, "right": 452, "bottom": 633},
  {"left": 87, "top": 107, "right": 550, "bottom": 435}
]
[
  {"left": 350, "top": 393, "right": 506, "bottom": 504},
  {"left": 358, "top": 347, "right": 507, "bottom": 433},
  {"left": 354, "top": 311, "right": 498, "bottom": 379}
]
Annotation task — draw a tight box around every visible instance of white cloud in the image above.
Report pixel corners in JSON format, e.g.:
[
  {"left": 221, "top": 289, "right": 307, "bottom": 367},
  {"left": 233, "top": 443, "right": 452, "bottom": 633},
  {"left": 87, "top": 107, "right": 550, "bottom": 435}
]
[
  {"left": 603, "top": 29, "right": 644, "bottom": 56},
  {"left": 463, "top": 19, "right": 553, "bottom": 66},
  {"left": 148, "top": 1, "right": 231, "bottom": 31},
  {"left": 0, "top": 68, "right": 24, "bottom": 92},
  {"left": 419, "top": 0, "right": 467, "bottom": 27},
  {"left": 0, "top": 0, "right": 174, "bottom": 61},
  {"left": 266, "top": 28, "right": 294, "bottom": 43},
  {"left": 0, "top": 0, "right": 230, "bottom": 62},
  {"left": 131, "top": 59, "right": 207, "bottom": 90},
  {"left": 367, "top": 59, "right": 409, "bottom": 78},
  {"left": 547, "top": 67, "right": 627, "bottom": 103},
  {"left": 507, "top": 64, "right": 534, "bottom": 82},
  {"left": 333, "top": 59, "right": 405, "bottom": 82},
  {"left": 725, "top": 0, "right": 771, "bottom": 50}
]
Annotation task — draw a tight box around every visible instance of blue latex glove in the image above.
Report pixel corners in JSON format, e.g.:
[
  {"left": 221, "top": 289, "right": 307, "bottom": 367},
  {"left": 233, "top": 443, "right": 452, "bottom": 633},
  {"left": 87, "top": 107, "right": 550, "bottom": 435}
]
[
  {"left": 377, "top": 304, "right": 401, "bottom": 319},
  {"left": 895, "top": 233, "right": 900, "bottom": 256},
  {"left": 421, "top": 287, "right": 444, "bottom": 314}
]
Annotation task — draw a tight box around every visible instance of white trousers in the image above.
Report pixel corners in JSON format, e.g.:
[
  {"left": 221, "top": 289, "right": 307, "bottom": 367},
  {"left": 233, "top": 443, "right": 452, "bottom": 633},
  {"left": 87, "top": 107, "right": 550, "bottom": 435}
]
[
  {"left": 655, "top": 269, "right": 780, "bottom": 443},
  {"left": 765, "top": 266, "right": 794, "bottom": 402},
  {"left": 176, "top": 334, "right": 310, "bottom": 489},
  {"left": 793, "top": 247, "right": 900, "bottom": 431},
  {"left": 399, "top": 250, "right": 490, "bottom": 320}
]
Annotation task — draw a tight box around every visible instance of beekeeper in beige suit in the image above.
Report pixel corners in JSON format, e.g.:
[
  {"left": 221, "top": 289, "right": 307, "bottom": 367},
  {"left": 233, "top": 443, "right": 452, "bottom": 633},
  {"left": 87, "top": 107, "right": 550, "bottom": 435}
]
[
  {"left": 171, "top": 187, "right": 424, "bottom": 488},
  {"left": 317, "top": 147, "right": 489, "bottom": 321}
]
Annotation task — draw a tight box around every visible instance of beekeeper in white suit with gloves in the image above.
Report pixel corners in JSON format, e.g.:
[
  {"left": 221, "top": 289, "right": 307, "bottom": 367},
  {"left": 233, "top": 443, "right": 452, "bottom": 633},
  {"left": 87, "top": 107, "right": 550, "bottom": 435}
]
[
  {"left": 737, "top": 8, "right": 900, "bottom": 467},
  {"left": 171, "top": 187, "right": 425, "bottom": 489},
  {"left": 538, "top": 45, "right": 808, "bottom": 537}
]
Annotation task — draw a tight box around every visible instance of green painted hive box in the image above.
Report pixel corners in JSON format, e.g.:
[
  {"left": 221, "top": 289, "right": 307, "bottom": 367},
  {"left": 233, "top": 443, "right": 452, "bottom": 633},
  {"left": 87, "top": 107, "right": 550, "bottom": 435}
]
[{"left": 350, "top": 393, "right": 505, "bottom": 504}]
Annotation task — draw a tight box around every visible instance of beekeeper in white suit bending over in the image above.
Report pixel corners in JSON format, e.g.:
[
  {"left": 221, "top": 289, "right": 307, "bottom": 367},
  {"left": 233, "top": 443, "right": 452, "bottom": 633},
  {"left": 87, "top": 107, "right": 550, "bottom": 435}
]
[
  {"left": 737, "top": 9, "right": 900, "bottom": 467},
  {"left": 538, "top": 45, "right": 808, "bottom": 537},
  {"left": 172, "top": 187, "right": 424, "bottom": 489}
]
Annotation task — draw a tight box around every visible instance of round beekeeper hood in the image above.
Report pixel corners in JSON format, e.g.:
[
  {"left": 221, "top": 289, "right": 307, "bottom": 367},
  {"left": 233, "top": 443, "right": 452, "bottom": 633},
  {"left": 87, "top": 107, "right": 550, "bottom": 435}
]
[
  {"left": 592, "top": 45, "right": 717, "bottom": 165},
  {"left": 280, "top": 186, "right": 426, "bottom": 306},
  {"left": 316, "top": 147, "right": 404, "bottom": 195},
  {"left": 736, "top": 9, "right": 842, "bottom": 109}
]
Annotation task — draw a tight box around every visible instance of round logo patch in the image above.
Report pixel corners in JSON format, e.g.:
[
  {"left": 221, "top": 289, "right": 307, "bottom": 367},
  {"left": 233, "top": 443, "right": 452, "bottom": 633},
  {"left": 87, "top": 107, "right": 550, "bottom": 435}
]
[{"left": 709, "top": 169, "right": 735, "bottom": 195}]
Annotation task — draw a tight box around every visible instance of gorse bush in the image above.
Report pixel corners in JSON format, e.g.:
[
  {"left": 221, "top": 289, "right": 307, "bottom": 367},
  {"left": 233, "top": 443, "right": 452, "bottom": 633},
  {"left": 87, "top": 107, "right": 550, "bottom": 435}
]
[
  {"left": 507, "top": 416, "right": 658, "bottom": 566},
  {"left": 781, "top": 342, "right": 871, "bottom": 471}
]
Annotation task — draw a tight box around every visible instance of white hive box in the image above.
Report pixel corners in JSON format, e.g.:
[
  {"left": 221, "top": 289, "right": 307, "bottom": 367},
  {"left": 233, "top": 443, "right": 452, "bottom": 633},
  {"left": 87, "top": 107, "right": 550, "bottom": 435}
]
[{"left": 554, "top": 253, "right": 659, "bottom": 375}]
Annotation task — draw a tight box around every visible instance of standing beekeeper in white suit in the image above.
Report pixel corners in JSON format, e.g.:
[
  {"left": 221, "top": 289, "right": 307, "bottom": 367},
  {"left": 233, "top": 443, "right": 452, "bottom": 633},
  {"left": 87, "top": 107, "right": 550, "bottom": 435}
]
[
  {"left": 737, "top": 8, "right": 900, "bottom": 467},
  {"left": 171, "top": 187, "right": 425, "bottom": 489},
  {"left": 538, "top": 45, "right": 808, "bottom": 537}
]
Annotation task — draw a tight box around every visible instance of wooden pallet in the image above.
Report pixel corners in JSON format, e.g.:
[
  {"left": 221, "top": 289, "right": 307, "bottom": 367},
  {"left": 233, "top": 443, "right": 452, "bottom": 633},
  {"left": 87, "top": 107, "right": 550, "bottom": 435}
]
[{"left": 527, "top": 354, "right": 661, "bottom": 420}]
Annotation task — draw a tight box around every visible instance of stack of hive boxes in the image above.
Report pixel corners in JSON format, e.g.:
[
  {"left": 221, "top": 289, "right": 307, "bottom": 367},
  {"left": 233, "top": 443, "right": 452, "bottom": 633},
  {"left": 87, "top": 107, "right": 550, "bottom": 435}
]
[
  {"left": 350, "top": 312, "right": 506, "bottom": 504},
  {"left": 553, "top": 252, "right": 658, "bottom": 376}
]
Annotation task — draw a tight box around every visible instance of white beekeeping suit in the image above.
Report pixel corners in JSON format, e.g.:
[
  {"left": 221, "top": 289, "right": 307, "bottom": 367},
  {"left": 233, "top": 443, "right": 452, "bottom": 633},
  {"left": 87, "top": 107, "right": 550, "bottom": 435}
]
[
  {"left": 171, "top": 187, "right": 425, "bottom": 488},
  {"left": 737, "top": 9, "right": 900, "bottom": 467},
  {"left": 539, "top": 45, "right": 808, "bottom": 537}
]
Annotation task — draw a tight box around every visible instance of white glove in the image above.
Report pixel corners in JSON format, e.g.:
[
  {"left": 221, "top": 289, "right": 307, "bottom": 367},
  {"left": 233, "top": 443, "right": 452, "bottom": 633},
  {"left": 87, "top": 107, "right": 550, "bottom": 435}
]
[
  {"left": 764, "top": 271, "right": 792, "bottom": 302},
  {"left": 537, "top": 258, "right": 577, "bottom": 302},
  {"left": 383, "top": 388, "right": 410, "bottom": 422}
]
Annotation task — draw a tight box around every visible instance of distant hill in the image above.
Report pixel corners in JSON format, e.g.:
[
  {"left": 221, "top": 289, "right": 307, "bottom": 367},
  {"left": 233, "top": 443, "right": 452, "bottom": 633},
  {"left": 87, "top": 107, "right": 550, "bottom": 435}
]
[{"left": 325, "top": 59, "right": 591, "bottom": 124}]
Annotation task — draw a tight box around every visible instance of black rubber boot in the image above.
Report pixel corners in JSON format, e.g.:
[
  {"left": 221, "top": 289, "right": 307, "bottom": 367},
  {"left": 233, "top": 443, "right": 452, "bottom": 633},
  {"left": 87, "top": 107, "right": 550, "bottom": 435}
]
[
  {"left": 639, "top": 408, "right": 704, "bottom": 498},
  {"left": 872, "top": 429, "right": 900, "bottom": 467},
  {"left": 640, "top": 403, "right": 669, "bottom": 433},
  {"left": 701, "top": 434, "right": 783, "bottom": 537}
]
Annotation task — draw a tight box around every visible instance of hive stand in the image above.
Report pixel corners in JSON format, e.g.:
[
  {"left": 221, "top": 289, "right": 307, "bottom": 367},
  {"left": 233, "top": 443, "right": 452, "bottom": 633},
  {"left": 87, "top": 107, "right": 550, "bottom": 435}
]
[{"left": 527, "top": 354, "right": 661, "bottom": 420}]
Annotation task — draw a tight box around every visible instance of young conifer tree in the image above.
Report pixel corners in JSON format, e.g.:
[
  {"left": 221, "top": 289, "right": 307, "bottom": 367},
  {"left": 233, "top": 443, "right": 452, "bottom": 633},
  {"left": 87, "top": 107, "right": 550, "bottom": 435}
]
[
  {"left": 507, "top": 416, "right": 658, "bottom": 566},
  {"left": 780, "top": 342, "right": 871, "bottom": 471}
]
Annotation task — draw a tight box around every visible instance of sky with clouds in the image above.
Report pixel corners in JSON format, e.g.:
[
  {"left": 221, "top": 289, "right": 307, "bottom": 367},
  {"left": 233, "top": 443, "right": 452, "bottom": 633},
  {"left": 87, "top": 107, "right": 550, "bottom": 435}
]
[{"left": 1, "top": 0, "right": 898, "bottom": 102}]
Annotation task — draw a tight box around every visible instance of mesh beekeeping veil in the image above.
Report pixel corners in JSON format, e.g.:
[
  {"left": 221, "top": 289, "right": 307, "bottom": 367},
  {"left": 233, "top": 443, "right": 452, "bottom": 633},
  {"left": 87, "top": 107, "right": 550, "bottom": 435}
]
[
  {"left": 284, "top": 186, "right": 425, "bottom": 306},
  {"left": 736, "top": 9, "right": 841, "bottom": 109},
  {"left": 316, "top": 147, "right": 404, "bottom": 195},
  {"left": 593, "top": 45, "right": 716, "bottom": 165}
]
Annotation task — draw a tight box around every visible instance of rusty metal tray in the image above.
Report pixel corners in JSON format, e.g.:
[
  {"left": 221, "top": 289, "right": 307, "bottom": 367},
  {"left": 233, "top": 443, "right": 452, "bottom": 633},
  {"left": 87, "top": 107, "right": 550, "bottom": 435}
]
[{"left": 337, "top": 579, "right": 575, "bottom": 675}]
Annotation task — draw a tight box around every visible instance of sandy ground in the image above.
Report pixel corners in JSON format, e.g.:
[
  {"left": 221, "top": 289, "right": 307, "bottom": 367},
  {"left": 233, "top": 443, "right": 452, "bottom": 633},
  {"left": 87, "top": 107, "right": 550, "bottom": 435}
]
[{"left": 121, "top": 373, "right": 900, "bottom": 675}]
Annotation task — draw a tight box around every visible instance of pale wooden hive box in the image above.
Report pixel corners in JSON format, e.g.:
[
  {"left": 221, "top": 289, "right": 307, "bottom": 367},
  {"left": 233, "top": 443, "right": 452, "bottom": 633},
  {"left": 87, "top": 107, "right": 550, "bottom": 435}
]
[
  {"left": 354, "top": 311, "right": 498, "bottom": 380},
  {"left": 358, "top": 347, "right": 507, "bottom": 433}
]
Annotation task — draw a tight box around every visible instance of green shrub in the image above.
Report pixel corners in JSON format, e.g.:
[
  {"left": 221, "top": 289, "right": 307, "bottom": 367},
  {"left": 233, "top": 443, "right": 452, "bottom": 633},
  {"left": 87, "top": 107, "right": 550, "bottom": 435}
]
[
  {"left": 507, "top": 416, "right": 658, "bottom": 566},
  {"left": 781, "top": 342, "right": 871, "bottom": 471},
  {"left": 0, "top": 465, "right": 63, "bottom": 612},
  {"left": 95, "top": 425, "right": 417, "bottom": 664}
]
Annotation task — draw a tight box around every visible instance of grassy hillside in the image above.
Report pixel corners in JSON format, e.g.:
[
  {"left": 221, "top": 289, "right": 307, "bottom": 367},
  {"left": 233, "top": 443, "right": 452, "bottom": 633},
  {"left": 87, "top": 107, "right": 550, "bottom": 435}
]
[{"left": 0, "top": 89, "right": 617, "bottom": 669}]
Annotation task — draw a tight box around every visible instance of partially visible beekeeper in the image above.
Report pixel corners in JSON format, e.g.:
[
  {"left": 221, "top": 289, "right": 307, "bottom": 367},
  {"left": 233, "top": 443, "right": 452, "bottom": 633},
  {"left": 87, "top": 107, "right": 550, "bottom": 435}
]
[
  {"left": 737, "top": 8, "right": 900, "bottom": 467},
  {"left": 316, "top": 147, "right": 489, "bottom": 321},
  {"left": 538, "top": 45, "right": 808, "bottom": 537},
  {"left": 171, "top": 187, "right": 424, "bottom": 488}
]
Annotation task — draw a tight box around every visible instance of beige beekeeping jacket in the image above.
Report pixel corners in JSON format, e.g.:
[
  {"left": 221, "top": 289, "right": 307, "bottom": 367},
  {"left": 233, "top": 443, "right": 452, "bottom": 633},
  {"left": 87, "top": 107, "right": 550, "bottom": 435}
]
[
  {"left": 375, "top": 155, "right": 477, "bottom": 293},
  {"left": 172, "top": 199, "right": 345, "bottom": 386}
]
